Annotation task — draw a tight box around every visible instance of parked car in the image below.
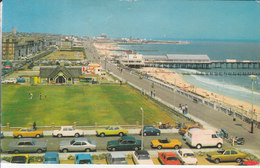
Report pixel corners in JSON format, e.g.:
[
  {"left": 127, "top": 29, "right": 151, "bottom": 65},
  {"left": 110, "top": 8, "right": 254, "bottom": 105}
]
[
  {"left": 206, "top": 148, "right": 247, "bottom": 164},
  {"left": 13, "top": 127, "right": 43, "bottom": 138},
  {"left": 96, "top": 126, "right": 128, "bottom": 137},
  {"left": 107, "top": 136, "right": 141, "bottom": 151},
  {"left": 176, "top": 149, "right": 198, "bottom": 165},
  {"left": 6, "top": 78, "right": 17, "bottom": 84},
  {"left": 11, "top": 154, "right": 30, "bottom": 164},
  {"left": 106, "top": 152, "right": 128, "bottom": 164},
  {"left": 52, "top": 126, "right": 84, "bottom": 138},
  {"left": 186, "top": 129, "right": 223, "bottom": 149},
  {"left": 151, "top": 138, "right": 182, "bottom": 149},
  {"left": 132, "top": 150, "right": 154, "bottom": 165},
  {"left": 75, "top": 154, "right": 93, "bottom": 164},
  {"left": 140, "top": 126, "right": 160, "bottom": 136},
  {"left": 17, "top": 77, "right": 25, "bottom": 83},
  {"left": 238, "top": 161, "right": 259, "bottom": 166},
  {"left": 8, "top": 138, "right": 47, "bottom": 154},
  {"left": 43, "top": 152, "right": 59, "bottom": 164},
  {"left": 179, "top": 124, "right": 200, "bottom": 135},
  {"left": 60, "top": 138, "right": 96, "bottom": 153},
  {"left": 158, "top": 152, "right": 181, "bottom": 165}
]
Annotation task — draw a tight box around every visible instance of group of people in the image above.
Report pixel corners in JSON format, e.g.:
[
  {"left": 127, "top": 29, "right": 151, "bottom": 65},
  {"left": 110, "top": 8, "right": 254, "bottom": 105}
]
[
  {"left": 150, "top": 90, "right": 156, "bottom": 97},
  {"left": 29, "top": 93, "right": 46, "bottom": 100},
  {"left": 179, "top": 104, "right": 188, "bottom": 115}
]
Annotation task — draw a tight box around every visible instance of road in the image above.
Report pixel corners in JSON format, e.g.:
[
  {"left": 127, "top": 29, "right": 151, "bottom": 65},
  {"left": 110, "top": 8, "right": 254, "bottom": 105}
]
[
  {"left": 1, "top": 133, "right": 234, "bottom": 154},
  {"left": 102, "top": 60, "right": 260, "bottom": 157}
]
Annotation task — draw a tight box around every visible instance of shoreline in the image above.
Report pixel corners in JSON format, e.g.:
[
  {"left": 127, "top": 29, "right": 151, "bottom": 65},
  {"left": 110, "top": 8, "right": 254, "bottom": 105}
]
[{"left": 137, "top": 67, "right": 260, "bottom": 121}]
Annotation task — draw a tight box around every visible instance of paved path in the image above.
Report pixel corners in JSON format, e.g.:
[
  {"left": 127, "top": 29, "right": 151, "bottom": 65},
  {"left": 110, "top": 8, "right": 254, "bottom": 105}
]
[{"left": 103, "top": 60, "right": 260, "bottom": 157}]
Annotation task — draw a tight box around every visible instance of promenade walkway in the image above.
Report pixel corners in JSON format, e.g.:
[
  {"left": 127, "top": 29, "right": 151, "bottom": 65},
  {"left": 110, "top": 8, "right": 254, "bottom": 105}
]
[{"left": 103, "top": 61, "right": 260, "bottom": 158}]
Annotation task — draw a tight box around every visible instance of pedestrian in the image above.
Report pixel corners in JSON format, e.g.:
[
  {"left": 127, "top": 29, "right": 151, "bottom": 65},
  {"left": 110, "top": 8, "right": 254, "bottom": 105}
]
[
  {"left": 153, "top": 90, "right": 156, "bottom": 97},
  {"left": 120, "top": 80, "right": 122, "bottom": 86},
  {"left": 182, "top": 105, "right": 185, "bottom": 114},
  {"left": 179, "top": 104, "right": 182, "bottom": 109},
  {"left": 40, "top": 93, "right": 42, "bottom": 100},
  {"left": 45, "top": 94, "right": 47, "bottom": 99},
  {"left": 33, "top": 121, "right": 36, "bottom": 130},
  {"left": 30, "top": 93, "right": 33, "bottom": 99},
  {"left": 185, "top": 104, "right": 188, "bottom": 114},
  {"left": 151, "top": 91, "right": 153, "bottom": 97}
]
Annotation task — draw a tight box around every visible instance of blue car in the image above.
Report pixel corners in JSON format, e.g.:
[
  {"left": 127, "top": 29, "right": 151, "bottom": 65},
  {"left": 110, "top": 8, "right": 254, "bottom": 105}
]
[
  {"left": 75, "top": 154, "right": 93, "bottom": 164},
  {"left": 43, "top": 152, "right": 59, "bottom": 164},
  {"left": 141, "top": 126, "right": 160, "bottom": 136}
]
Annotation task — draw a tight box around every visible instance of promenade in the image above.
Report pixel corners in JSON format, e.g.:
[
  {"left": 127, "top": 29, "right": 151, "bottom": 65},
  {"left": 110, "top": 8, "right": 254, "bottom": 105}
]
[{"left": 102, "top": 60, "right": 260, "bottom": 157}]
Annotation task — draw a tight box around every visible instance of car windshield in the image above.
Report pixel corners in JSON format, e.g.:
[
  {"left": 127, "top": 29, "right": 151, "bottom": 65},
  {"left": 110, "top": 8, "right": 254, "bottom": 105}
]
[
  {"left": 79, "top": 159, "right": 92, "bottom": 164},
  {"left": 105, "top": 127, "right": 110, "bottom": 130},
  {"left": 217, "top": 149, "right": 225, "bottom": 154},
  {"left": 11, "top": 156, "right": 27, "bottom": 163},
  {"left": 184, "top": 153, "right": 195, "bottom": 158},
  {"left": 138, "top": 155, "right": 150, "bottom": 160},
  {"left": 87, "top": 140, "right": 92, "bottom": 144},
  {"left": 113, "top": 158, "right": 126, "bottom": 162},
  {"left": 45, "top": 158, "right": 57, "bottom": 162},
  {"left": 167, "top": 157, "right": 178, "bottom": 161},
  {"left": 70, "top": 140, "right": 76, "bottom": 145}
]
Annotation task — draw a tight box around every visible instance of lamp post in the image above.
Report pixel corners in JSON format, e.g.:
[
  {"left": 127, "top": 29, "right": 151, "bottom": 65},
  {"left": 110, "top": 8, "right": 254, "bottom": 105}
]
[
  {"left": 140, "top": 107, "right": 144, "bottom": 150},
  {"left": 249, "top": 75, "right": 256, "bottom": 134}
]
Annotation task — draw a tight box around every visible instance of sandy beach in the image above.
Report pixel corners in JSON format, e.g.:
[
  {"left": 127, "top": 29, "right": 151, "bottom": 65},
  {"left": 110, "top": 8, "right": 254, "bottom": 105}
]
[{"left": 138, "top": 67, "right": 260, "bottom": 122}]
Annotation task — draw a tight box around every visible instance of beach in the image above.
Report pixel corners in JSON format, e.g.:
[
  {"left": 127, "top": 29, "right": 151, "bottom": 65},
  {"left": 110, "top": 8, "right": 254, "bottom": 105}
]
[{"left": 137, "top": 67, "right": 260, "bottom": 121}]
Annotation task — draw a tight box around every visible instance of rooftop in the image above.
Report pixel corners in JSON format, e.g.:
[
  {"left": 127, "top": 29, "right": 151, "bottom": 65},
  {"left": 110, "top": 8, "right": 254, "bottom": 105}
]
[{"left": 166, "top": 54, "right": 210, "bottom": 61}]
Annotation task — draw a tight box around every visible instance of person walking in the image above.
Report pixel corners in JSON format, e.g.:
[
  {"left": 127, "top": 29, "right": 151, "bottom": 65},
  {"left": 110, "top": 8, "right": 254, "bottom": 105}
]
[
  {"left": 185, "top": 104, "right": 188, "bottom": 114},
  {"left": 179, "top": 104, "right": 182, "bottom": 109},
  {"left": 30, "top": 93, "right": 33, "bottom": 99},
  {"left": 33, "top": 121, "right": 36, "bottom": 130},
  {"left": 182, "top": 105, "right": 185, "bottom": 114},
  {"left": 151, "top": 91, "right": 153, "bottom": 97},
  {"left": 153, "top": 90, "right": 156, "bottom": 97},
  {"left": 40, "top": 93, "right": 42, "bottom": 100}
]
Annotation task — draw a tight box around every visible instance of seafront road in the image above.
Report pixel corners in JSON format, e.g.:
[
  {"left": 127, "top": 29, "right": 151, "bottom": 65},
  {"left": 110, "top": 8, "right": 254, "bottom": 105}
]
[{"left": 102, "top": 60, "right": 260, "bottom": 157}]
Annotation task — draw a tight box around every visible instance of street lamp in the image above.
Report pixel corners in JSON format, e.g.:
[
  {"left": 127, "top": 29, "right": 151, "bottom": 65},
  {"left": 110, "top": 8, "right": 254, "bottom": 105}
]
[
  {"left": 140, "top": 107, "right": 144, "bottom": 150},
  {"left": 249, "top": 75, "right": 256, "bottom": 134}
]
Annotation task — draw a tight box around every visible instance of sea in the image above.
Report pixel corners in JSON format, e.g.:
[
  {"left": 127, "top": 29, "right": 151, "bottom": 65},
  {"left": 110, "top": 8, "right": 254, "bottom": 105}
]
[{"left": 118, "top": 41, "right": 260, "bottom": 106}]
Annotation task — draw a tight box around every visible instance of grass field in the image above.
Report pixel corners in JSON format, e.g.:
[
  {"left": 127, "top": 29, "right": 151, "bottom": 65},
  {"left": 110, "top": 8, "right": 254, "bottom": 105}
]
[
  {"left": 40, "top": 51, "right": 84, "bottom": 60},
  {"left": 1, "top": 85, "right": 176, "bottom": 127}
]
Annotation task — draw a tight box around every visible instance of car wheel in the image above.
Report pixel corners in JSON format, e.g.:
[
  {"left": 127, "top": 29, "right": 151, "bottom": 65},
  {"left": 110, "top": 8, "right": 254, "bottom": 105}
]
[
  {"left": 143, "top": 132, "right": 147, "bottom": 136},
  {"left": 85, "top": 148, "right": 91, "bottom": 152},
  {"left": 18, "top": 135, "right": 22, "bottom": 138},
  {"left": 157, "top": 132, "right": 160, "bottom": 136},
  {"left": 112, "top": 148, "right": 116, "bottom": 151},
  {"left": 174, "top": 145, "right": 180, "bottom": 149},
  {"left": 37, "top": 149, "right": 43, "bottom": 153},
  {"left": 196, "top": 144, "right": 202, "bottom": 149},
  {"left": 134, "top": 147, "right": 139, "bottom": 151},
  {"left": 100, "top": 133, "right": 105, "bottom": 137},
  {"left": 217, "top": 143, "right": 222, "bottom": 148},
  {"left": 58, "top": 134, "right": 62, "bottom": 138},
  {"left": 157, "top": 145, "right": 162, "bottom": 150},
  {"left": 74, "top": 133, "right": 80, "bottom": 138},
  {"left": 215, "top": 158, "right": 220, "bottom": 164},
  {"left": 35, "top": 134, "right": 40, "bottom": 138},
  {"left": 119, "top": 132, "right": 123, "bottom": 137},
  {"left": 14, "top": 150, "right": 20, "bottom": 154},
  {"left": 62, "top": 149, "right": 68, "bottom": 153},
  {"left": 236, "top": 158, "right": 242, "bottom": 163}
]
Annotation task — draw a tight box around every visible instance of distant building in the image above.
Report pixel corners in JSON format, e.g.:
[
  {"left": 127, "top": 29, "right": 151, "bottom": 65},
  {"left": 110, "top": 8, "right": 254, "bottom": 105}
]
[
  {"left": 120, "top": 53, "right": 145, "bottom": 68},
  {"left": 12, "top": 28, "right": 17, "bottom": 35},
  {"left": 166, "top": 54, "right": 210, "bottom": 63}
]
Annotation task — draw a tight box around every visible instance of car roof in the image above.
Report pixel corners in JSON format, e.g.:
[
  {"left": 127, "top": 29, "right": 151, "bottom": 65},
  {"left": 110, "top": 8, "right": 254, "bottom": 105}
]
[
  {"left": 75, "top": 154, "right": 92, "bottom": 160},
  {"left": 121, "top": 136, "right": 136, "bottom": 141},
  {"left": 44, "top": 153, "right": 58, "bottom": 158},
  {"left": 179, "top": 149, "right": 194, "bottom": 153},
  {"left": 74, "top": 137, "right": 89, "bottom": 141},
  {"left": 12, "top": 154, "right": 29, "bottom": 158},
  {"left": 136, "top": 150, "right": 149, "bottom": 155},
  {"left": 20, "top": 127, "right": 32, "bottom": 129},
  {"left": 61, "top": 126, "right": 73, "bottom": 128},
  {"left": 109, "top": 152, "right": 126, "bottom": 158}
]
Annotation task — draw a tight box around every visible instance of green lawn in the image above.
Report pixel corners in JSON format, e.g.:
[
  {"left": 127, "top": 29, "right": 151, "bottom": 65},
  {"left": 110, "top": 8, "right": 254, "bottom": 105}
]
[{"left": 1, "top": 85, "right": 175, "bottom": 127}]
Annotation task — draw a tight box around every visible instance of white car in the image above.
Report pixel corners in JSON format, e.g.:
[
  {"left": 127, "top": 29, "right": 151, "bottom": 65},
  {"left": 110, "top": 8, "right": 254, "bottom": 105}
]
[
  {"left": 6, "top": 78, "right": 17, "bottom": 84},
  {"left": 52, "top": 126, "right": 84, "bottom": 138},
  {"left": 176, "top": 149, "right": 198, "bottom": 165},
  {"left": 132, "top": 150, "right": 154, "bottom": 165}
]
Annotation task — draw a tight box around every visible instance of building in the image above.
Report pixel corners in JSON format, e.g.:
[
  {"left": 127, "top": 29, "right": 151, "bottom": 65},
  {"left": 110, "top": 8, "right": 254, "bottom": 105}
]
[
  {"left": 166, "top": 54, "right": 210, "bottom": 63},
  {"left": 39, "top": 66, "right": 82, "bottom": 84},
  {"left": 120, "top": 53, "right": 145, "bottom": 68}
]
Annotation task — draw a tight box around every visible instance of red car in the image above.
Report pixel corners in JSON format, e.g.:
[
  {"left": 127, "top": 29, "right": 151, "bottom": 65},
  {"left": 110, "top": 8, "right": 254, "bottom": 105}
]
[
  {"left": 158, "top": 152, "right": 181, "bottom": 165},
  {"left": 238, "top": 161, "right": 259, "bottom": 166}
]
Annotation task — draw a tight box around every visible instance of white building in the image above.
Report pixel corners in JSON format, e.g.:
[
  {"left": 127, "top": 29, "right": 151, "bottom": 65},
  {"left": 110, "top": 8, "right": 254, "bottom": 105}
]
[{"left": 120, "top": 53, "right": 145, "bottom": 67}]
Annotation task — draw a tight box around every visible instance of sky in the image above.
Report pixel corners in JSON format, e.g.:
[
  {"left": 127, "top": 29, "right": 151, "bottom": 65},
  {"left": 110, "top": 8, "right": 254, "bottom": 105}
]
[{"left": 2, "top": 0, "right": 260, "bottom": 41}]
